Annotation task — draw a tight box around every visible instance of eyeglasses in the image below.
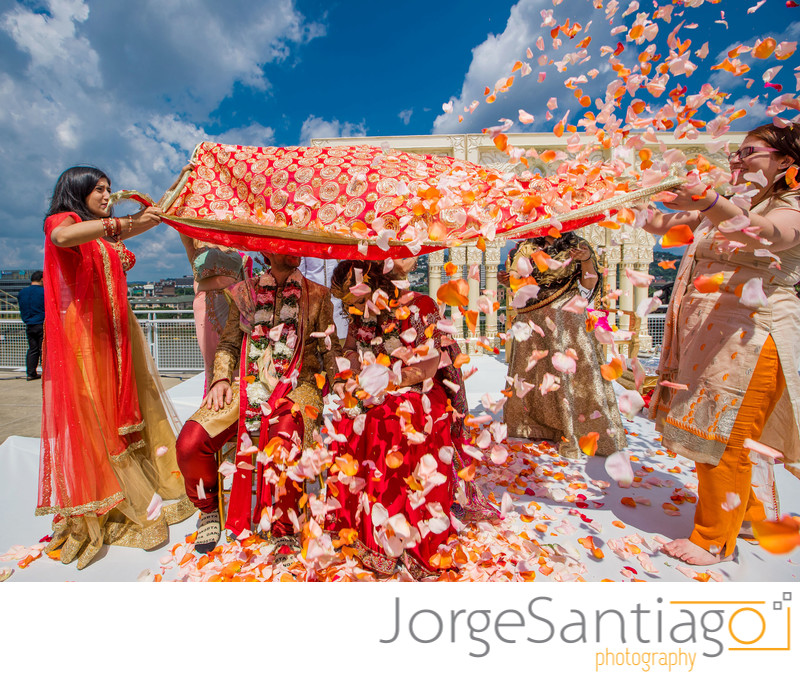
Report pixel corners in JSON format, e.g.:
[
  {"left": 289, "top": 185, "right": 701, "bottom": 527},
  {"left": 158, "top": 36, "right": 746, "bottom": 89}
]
[{"left": 727, "top": 146, "right": 778, "bottom": 163}]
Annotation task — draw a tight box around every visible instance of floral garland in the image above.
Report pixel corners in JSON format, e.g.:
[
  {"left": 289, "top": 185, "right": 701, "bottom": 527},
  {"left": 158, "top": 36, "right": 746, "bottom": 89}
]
[{"left": 242, "top": 270, "right": 303, "bottom": 432}]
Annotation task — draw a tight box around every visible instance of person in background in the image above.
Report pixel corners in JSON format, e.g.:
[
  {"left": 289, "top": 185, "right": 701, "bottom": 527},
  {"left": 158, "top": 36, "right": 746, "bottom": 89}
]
[
  {"left": 17, "top": 270, "right": 44, "bottom": 381},
  {"left": 179, "top": 234, "right": 248, "bottom": 394},
  {"left": 300, "top": 256, "right": 348, "bottom": 338},
  {"left": 500, "top": 232, "right": 626, "bottom": 458}
]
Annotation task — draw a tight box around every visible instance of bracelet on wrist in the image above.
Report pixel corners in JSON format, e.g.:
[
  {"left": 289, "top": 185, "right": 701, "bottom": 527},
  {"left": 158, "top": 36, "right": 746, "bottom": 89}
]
[
  {"left": 699, "top": 191, "right": 719, "bottom": 213},
  {"left": 101, "top": 217, "right": 122, "bottom": 240}
]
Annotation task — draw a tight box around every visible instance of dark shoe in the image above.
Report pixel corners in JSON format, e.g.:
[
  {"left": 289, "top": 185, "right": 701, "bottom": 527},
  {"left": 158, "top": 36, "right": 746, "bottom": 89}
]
[
  {"left": 26, "top": 375, "right": 40, "bottom": 381},
  {"left": 195, "top": 511, "right": 221, "bottom": 554},
  {"left": 270, "top": 535, "right": 300, "bottom": 567}
]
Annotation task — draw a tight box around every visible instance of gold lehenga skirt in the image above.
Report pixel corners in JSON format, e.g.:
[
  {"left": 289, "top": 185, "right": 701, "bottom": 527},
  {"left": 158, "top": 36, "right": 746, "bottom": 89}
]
[
  {"left": 504, "top": 299, "right": 627, "bottom": 458},
  {"left": 45, "top": 310, "right": 194, "bottom": 568}
]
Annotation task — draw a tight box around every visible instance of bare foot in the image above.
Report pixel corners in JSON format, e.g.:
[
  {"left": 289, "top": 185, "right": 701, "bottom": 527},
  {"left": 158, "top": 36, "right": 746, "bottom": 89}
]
[{"left": 661, "top": 538, "right": 734, "bottom": 566}]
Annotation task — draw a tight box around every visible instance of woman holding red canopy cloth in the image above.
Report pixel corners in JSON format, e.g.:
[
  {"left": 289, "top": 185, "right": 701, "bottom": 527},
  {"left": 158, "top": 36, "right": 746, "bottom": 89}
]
[
  {"left": 326, "top": 260, "right": 470, "bottom": 579},
  {"left": 38, "top": 166, "right": 192, "bottom": 569},
  {"left": 176, "top": 253, "right": 343, "bottom": 555}
]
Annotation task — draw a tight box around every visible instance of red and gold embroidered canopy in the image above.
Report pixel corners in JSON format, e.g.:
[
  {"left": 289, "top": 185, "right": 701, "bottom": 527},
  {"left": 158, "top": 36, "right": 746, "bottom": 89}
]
[{"left": 117, "top": 141, "right": 679, "bottom": 259}]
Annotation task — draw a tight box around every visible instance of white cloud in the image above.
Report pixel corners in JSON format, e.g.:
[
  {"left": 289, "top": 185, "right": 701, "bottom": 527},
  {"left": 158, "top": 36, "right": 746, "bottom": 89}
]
[
  {"left": 299, "top": 115, "right": 367, "bottom": 144},
  {"left": 398, "top": 108, "right": 413, "bottom": 125},
  {"left": 0, "top": 0, "right": 322, "bottom": 281},
  {"left": 431, "top": 0, "right": 611, "bottom": 135}
]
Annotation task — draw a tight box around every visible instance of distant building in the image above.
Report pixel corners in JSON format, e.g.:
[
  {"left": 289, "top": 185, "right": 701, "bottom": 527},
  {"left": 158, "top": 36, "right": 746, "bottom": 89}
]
[{"left": 129, "top": 294, "right": 194, "bottom": 311}]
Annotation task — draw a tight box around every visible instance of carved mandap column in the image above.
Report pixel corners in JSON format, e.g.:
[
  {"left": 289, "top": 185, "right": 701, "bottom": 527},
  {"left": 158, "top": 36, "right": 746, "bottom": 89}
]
[
  {"left": 427, "top": 249, "right": 445, "bottom": 299},
  {"left": 466, "top": 246, "right": 483, "bottom": 353},
  {"left": 484, "top": 240, "right": 503, "bottom": 348},
  {"left": 448, "top": 246, "right": 467, "bottom": 350}
]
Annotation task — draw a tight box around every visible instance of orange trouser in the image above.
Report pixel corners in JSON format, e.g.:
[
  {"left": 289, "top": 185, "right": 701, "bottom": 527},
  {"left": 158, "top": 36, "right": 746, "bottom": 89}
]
[{"left": 691, "top": 335, "right": 785, "bottom": 557}]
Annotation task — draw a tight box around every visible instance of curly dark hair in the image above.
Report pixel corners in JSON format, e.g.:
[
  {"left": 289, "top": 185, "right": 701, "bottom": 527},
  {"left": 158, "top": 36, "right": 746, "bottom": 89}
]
[{"left": 747, "top": 123, "right": 800, "bottom": 195}]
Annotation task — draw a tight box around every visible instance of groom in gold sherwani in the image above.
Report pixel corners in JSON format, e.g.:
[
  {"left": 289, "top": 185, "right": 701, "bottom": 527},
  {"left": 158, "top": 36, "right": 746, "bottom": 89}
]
[{"left": 175, "top": 253, "right": 343, "bottom": 555}]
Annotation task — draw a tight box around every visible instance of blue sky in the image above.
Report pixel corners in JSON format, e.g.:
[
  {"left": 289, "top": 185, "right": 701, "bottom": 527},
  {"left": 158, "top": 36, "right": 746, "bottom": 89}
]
[{"left": 0, "top": 0, "right": 797, "bottom": 281}]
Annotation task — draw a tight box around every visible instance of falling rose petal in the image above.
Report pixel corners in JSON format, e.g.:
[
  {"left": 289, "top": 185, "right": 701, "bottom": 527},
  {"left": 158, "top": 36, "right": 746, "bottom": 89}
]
[
  {"left": 501, "top": 492, "right": 514, "bottom": 516},
  {"left": 693, "top": 273, "right": 724, "bottom": 293},
  {"left": 579, "top": 432, "right": 599, "bottom": 456},
  {"left": 386, "top": 449, "right": 404, "bottom": 469},
  {"left": 519, "top": 109, "right": 535, "bottom": 124},
  {"left": 624, "top": 267, "right": 654, "bottom": 288},
  {"left": 561, "top": 294, "right": 589, "bottom": 314},
  {"left": 146, "top": 494, "right": 163, "bottom": 521},
  {"left": 659, "top": 380, "right": 689, "bottom": 390},
  {"left": 490, "top": 444, "right": 508, "bottom": 465},
  {"left": 551, "top": 351, "right": 577, "bottom": 374},
  {"left": 636, "top": 295, "right": 662, "bottom": 318},
  {"left": 618, "top": 390, "right": 645, "bottom": 419},
  {"left": 155, "top": 445, "right": 169, "bottom": 458},
  {"left": 437, "top": 279, "right": 469, "bottom": 306},
  {"left": 721, "top": 492, "right": 741, "bottom": 512},
  {"left": 605, "top": 451, "right": 634, "bottom": 486},
  {"left": 515, "top": 256, "right": 534, "bottom": 277},
  {"left": 512, "top": 284, "right": 541, "bottom": 308},
  {"left": 539, "top": 372, "right": 560, "bottom": 395},
  {"left": 358, "top": 363, "right": 390, "bottom": 395},
  {"left": 438, "top": 446, "right": 454, "bottom": 465},
  {"left": 743, "top": 438, "right": 784, "bottom": 460},
  {"left": 753, "top": 516, "right": 800, "bottom": 554},
  {"left": 196, "top": 478, "right": 206, "bottom": 501},
  {"left": 218, "top": 461, "right": 237, "bottom": 479},
  {"left": 631, "top": 357, "right": 646, "bottom": 391},
  {"left": 400, "top": 327, "right": 417, "bottom": 343},
  {"left": 600, "top": 356, "right": 625, "bottom": 381},
  {"left": 661, "top": 224, "right": 694, "bottom": 248},
  {"left": 739, "top": 277, "right": 769, "bottom": 309}
]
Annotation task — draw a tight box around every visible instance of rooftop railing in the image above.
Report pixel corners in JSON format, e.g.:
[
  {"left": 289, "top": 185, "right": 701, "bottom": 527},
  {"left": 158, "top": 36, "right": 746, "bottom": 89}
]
[
  {"left": 0, "top": 310, "right": 203, "bottom": 372},
  {"left": 1, "top": 309, "right": 670, "bottom": 372}
]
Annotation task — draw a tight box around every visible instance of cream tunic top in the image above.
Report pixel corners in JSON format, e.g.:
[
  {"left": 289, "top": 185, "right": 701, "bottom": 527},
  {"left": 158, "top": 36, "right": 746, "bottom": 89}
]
[{"left": 650, "top": 190, "right": 800, "bottom": 479}]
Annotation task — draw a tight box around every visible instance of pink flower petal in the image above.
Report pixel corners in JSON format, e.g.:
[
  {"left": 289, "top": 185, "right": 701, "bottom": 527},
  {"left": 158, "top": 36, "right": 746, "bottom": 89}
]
[{"left": 146, "top": 493, "right": 163, "bottom": 521}]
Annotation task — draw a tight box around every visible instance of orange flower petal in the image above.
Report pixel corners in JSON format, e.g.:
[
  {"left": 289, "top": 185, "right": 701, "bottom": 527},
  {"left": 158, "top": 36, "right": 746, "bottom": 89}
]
[
  {"left": 437, "top": 279, "right": 469, "bottom": 306},
  {"left": 386, "top": 449, "right": 404, "bottom": 469},
  {"left": 753, "top": 516, "right": 800, "bottom": 554},
  {"left": 661, "top": 223, "right": 694, "bottom": 248},
  {"left": 693, "top": 272, "right": 724, "bottom": 293},
  {"left": 579, "top": 432, "right": 599, "bottom": 456}
]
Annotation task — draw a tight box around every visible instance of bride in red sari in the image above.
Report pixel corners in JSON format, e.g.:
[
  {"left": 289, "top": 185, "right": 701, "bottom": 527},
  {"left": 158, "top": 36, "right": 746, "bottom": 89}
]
[
  {"left": 38, "top": 167, "right": 192, "bottom": 569},
  {"left": 326, "top": 260, "right": 462, "bottom": 579}
]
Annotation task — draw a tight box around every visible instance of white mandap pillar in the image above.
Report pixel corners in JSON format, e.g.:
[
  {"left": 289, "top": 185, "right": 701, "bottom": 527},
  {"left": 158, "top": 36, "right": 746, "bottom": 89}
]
[
  {"left": 484, "top": 241, "right": 503, "bottom": 348},
  {"left": 447, "top": 246, "right": 467, "bottom": 350},
  {"left": 634, "top": 261, "right": 654, "bottom": 355},
  {"left": 427, "top": 249, "right": 445, "bottom": 299},
  {"left": 466, "top": 246, "right": 483, "bottom": 353}
]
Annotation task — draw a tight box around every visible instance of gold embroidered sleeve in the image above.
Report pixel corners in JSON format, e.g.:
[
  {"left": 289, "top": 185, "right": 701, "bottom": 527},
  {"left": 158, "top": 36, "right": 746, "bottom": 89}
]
[
  {"left": 317, "top": 293, "right": 343, "bottom": 384},
  {"left": 211, "top": 297, "right": 243, "bottom": 384}
]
